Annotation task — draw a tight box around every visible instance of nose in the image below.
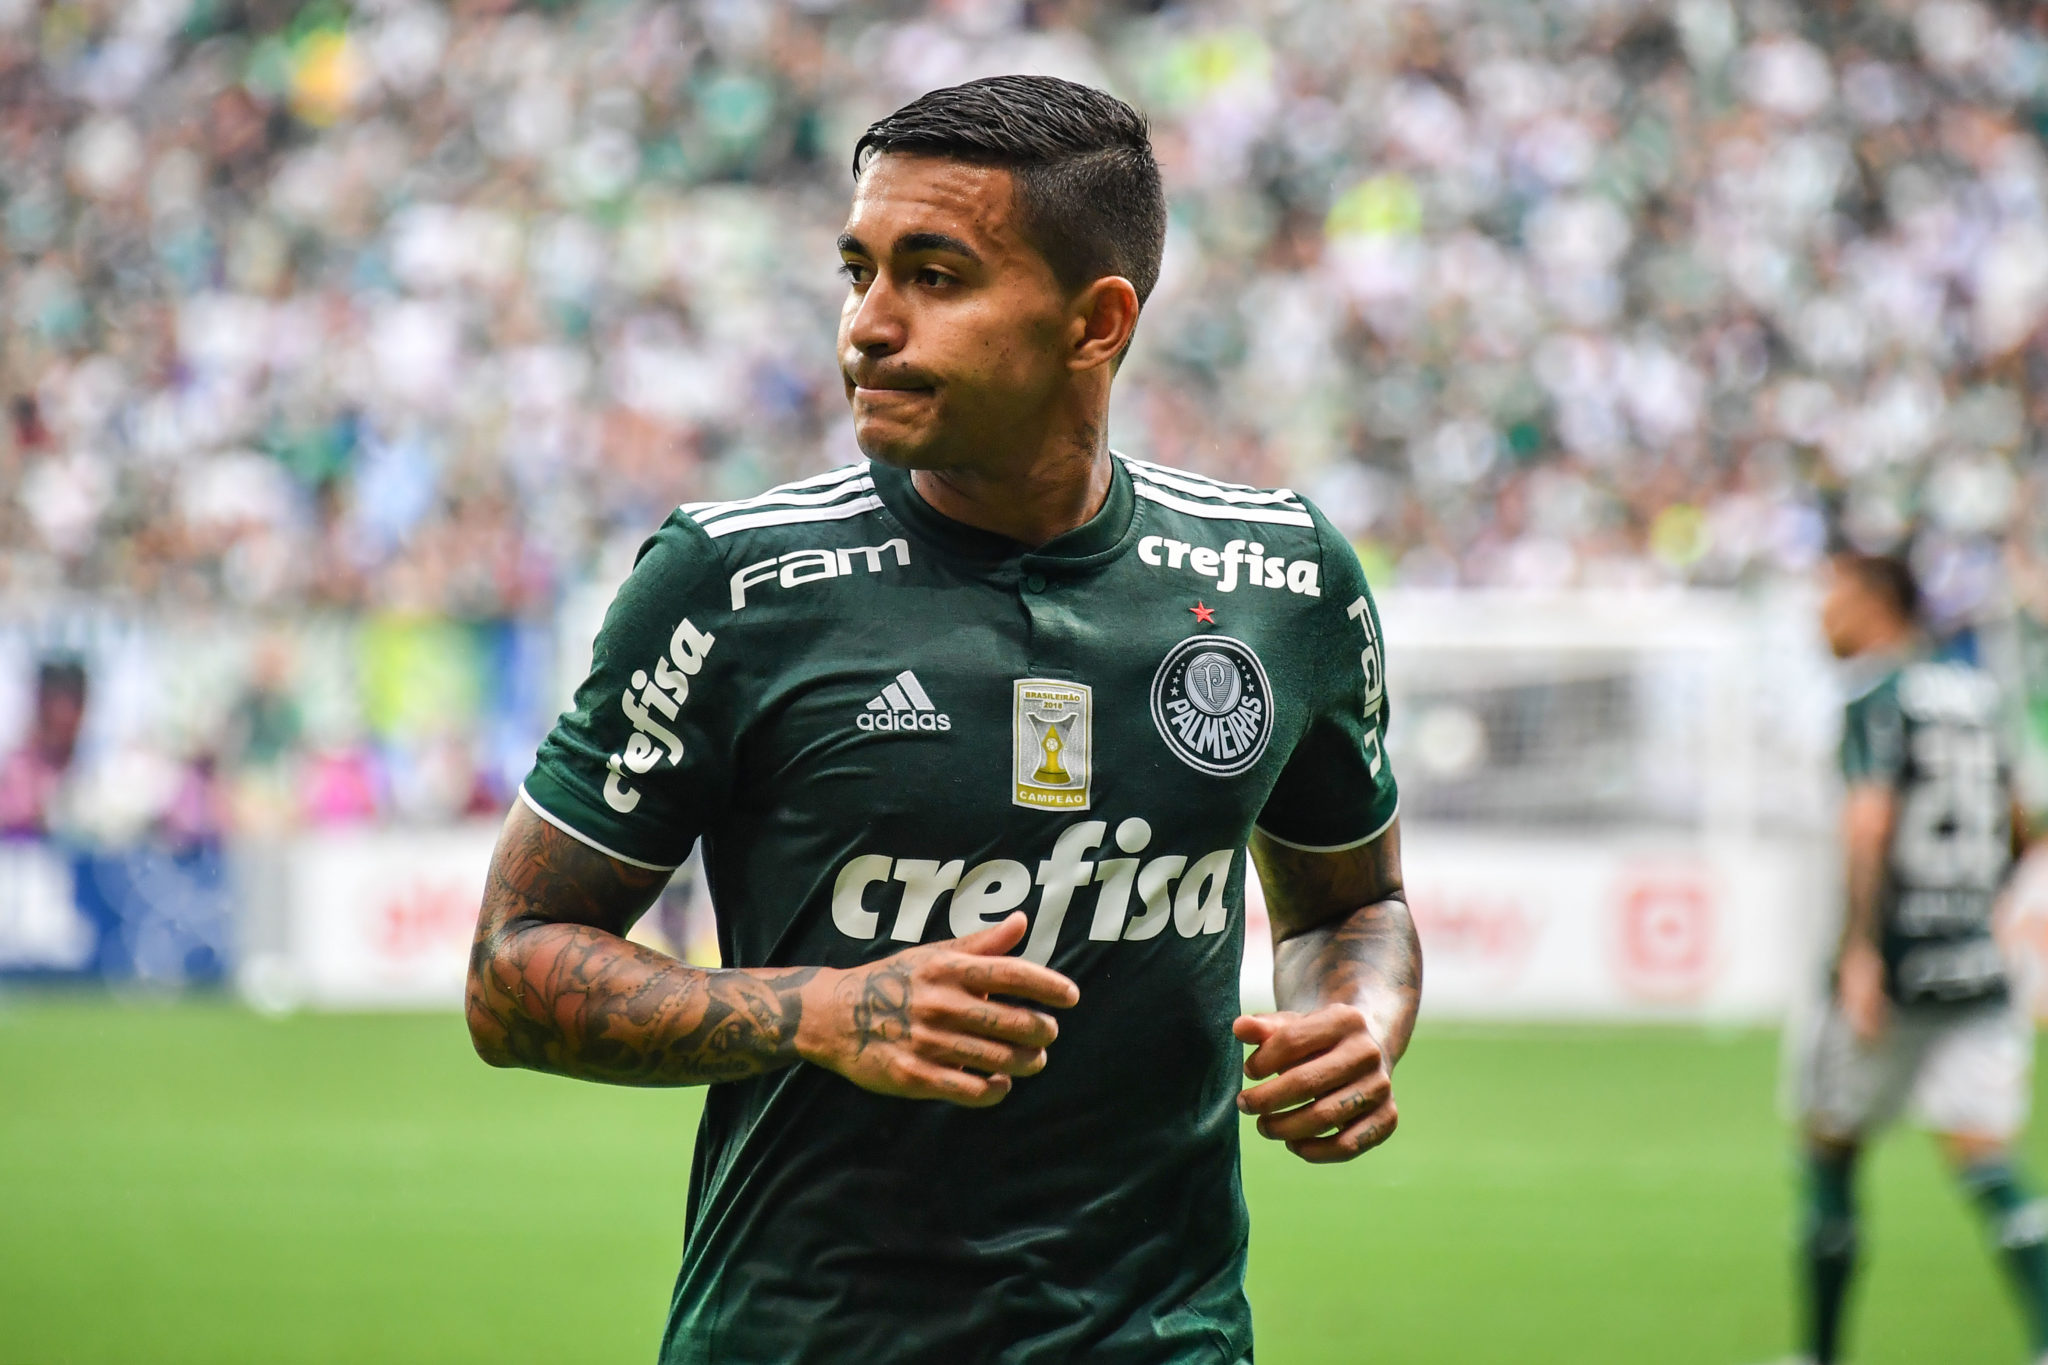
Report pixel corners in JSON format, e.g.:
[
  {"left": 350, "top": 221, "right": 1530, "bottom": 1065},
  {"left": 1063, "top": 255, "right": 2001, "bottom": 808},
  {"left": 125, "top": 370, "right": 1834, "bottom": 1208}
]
[{"left": 842, "top": 273, "right": 907, "bottom": 363}]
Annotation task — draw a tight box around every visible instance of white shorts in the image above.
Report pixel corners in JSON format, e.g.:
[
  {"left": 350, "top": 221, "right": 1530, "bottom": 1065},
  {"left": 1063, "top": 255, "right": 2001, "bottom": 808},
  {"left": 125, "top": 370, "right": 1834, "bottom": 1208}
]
[{"left": 1795, "top": 1000, "right": 2034, "bottom": 1141}]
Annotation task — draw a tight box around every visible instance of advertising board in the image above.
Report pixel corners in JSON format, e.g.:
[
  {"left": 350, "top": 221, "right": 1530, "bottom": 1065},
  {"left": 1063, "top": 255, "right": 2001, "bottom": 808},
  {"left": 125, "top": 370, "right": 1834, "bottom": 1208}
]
[
  {"left": 252, "top": 824, "right": 497, "bottom": 1010},
  {"left": 1241, "top": 829, "right": 1820, "bottom": 1022}
]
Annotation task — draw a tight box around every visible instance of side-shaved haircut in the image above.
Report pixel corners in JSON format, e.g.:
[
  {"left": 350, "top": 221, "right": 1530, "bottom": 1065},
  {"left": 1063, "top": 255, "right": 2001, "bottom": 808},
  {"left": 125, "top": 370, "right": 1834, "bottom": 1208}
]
[
  {"left": 1836, "top": 551, "right": 1920, "bottom": 626},
  {"left": 853, "top": 75, "right": 1166, "bottom": 312}
]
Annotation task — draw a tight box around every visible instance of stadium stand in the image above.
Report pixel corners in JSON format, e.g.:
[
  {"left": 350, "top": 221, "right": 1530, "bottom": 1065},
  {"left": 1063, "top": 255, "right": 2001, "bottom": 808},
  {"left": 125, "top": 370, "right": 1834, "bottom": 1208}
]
[{"left": 1, "top": 0, "right": 2047, "bottom": 840}]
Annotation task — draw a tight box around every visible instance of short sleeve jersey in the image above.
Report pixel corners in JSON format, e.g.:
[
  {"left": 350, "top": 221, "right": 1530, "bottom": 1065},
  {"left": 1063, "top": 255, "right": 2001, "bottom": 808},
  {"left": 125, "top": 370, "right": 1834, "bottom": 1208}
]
[
  {"left": 1839, "top": 657, "right": 2011, "bottom": 1008},
  {"left": 523, "top": 454, "right": 1398, "bottom": 1365}
]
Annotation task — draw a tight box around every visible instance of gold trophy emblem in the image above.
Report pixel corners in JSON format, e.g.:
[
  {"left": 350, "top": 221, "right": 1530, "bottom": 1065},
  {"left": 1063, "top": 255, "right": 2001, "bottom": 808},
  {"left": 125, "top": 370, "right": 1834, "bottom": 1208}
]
[
  {"left": 1031, "top": 714, "right": 1076, "bottom": 786},
  {"left": 1012, "top": 678, "right": 1091, "bottom": 810}
]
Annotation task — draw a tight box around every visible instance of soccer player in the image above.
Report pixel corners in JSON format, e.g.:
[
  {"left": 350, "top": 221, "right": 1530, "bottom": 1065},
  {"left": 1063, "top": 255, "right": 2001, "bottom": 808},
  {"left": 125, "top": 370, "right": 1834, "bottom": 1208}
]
[
  {"left": 465, "top": 76, "right": 1419, "bottom": 1362},
  {"left": 1793, "top": 551, "right": 2048, "bottom": 1364}
]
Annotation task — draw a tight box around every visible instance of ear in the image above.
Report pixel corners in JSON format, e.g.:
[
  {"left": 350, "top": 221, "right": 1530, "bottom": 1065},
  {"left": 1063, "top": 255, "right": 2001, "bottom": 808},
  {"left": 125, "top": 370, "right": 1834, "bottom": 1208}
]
[{"left": 1068, "top": 276, "right": 1141, "bottom": 372}]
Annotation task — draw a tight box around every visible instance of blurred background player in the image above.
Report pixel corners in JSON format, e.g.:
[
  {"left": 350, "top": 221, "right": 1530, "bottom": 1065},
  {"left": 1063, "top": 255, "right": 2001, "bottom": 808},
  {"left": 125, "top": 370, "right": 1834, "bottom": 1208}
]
[
  {"left": 0, "top": 656, "right": 86, "bottom": 839},
  {"left": 1794, "top": 551, "right": 2048, "bottom": 1365}
]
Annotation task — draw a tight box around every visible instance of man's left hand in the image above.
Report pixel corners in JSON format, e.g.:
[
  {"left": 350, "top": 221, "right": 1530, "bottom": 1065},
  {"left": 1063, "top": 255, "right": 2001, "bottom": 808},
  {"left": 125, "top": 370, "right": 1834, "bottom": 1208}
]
[{"left": 1233, "top": 1005, "right": 1397, "bottom": 1164}]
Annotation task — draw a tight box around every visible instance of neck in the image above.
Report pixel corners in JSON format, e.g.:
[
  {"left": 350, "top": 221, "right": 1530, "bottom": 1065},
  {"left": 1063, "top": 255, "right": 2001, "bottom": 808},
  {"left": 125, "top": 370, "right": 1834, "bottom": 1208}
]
[
  {"left": 1856, "top": 623, "right": 1916, "bottom": 660},
  {"left": 909, "top": 419, "right": 1113, "bottom": 548}
]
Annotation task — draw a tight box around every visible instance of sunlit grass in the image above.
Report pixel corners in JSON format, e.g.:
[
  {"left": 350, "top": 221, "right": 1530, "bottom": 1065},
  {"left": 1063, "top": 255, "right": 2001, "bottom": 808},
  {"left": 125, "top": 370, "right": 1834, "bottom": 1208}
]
[{"left": 0, "top": 1000, "right": 2026, "bottom": 1363}]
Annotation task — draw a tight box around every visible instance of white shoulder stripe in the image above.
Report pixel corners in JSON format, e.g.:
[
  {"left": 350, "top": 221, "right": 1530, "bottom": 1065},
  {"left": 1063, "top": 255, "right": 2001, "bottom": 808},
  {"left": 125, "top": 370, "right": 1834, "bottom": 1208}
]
[
  {"left": 1123, "top": 452, "right": 1260, "bottom": 488},
  {"left": 1133, "top": 471, "right": 1304, "bottom": 508},
  {"left": 700, "top": 494, "right": 886, "bottom": 539},
  {"left": 683, "top": 462, "right": 865, "bottom": 507},
  {"left": 1120, "top": 455, "right": 1302, "bottom": 505},
  {"left": 1125, "top": 455, "right": 1273, "bottom": 495},
  {"left": 1253, "top": 799, "right": 1400, "bottom": 854},
  {"left": 683, "top": 467, "right": 869, "bottom": 522},
  {"left": 691, "top": 478, "right": 873, "bottom": 526},
  {"left": 519, "top": 786, "right": 680, "bottom": 871},
  {"left": 1131, "top": 480, "right": 1314, "bottom": 527},
  {"left": 1130, "top": 470, "right": 1302, "bottom": 511}
]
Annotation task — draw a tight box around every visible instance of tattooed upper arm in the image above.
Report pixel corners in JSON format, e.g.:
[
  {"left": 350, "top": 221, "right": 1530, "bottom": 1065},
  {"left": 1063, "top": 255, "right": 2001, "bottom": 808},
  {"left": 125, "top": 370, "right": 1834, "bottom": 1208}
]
[
  {"left": 464, "top": 803, "right": 816, "bottom": 1086},
  {"left": 1250, "top": 819, "right": 1405, "bottom": 942},
  {"left": 476, "top": 800, "right": 671, "bottom": 941},
  {"left": 466, "top": 802, "right": 670, "bottom": 1071}
]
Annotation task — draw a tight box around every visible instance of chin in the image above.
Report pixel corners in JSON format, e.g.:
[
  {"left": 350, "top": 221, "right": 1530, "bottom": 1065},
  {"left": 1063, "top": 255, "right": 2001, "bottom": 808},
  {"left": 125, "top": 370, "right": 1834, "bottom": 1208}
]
[{"left": 852, "top": 419, "right": 944, "bottom": 471}]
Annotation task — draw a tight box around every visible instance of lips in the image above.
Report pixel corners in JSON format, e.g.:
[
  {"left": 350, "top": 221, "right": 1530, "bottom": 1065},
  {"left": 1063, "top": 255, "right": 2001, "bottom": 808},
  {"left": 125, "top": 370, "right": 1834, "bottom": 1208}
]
[{"left": 845, "top": 365, "right": 936, "bottom": 396}]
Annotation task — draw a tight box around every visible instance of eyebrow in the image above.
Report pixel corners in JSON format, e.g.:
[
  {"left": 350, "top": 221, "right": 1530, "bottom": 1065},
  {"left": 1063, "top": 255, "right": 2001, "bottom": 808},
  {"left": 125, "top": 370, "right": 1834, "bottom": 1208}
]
[
  {"left": 836, "top": 230, "right": 982, "bottom": 262},
  {"left": 897, "top": 231, "right": 980, "bottom": 261}
]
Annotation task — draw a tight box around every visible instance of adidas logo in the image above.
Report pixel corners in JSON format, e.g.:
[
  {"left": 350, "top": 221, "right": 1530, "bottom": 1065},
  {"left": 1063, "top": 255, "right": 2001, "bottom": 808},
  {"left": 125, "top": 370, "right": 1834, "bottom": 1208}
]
[{"left": 857, "top": 670, "right": 953, "bottom": 733}]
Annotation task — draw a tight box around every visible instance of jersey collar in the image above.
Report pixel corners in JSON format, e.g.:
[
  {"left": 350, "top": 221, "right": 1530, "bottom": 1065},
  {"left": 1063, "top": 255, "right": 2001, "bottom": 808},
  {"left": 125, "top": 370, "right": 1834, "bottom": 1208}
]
[
  {"left": 867, "top": 454, "right": 1137, "bottom": 569},
  {"left": 1838, "top": 645, "right": 1914, "bottom": 703}
]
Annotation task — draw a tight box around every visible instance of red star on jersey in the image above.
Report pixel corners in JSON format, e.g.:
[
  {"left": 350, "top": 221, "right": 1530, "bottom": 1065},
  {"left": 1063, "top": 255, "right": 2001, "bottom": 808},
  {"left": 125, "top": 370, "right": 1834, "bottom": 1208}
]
[{"left": 1190, "top": 601, "right": 1216, "bottom": 625}]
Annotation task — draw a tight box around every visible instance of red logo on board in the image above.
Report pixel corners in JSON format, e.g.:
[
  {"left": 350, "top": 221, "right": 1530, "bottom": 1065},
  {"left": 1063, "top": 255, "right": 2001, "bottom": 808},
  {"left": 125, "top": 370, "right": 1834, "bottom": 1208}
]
[
  {"left": 374, "top": 881, "right": 473, "bottom": 961},
  {"left": 1614, "top": 872, "right": 1716, "bottom": 1001}
]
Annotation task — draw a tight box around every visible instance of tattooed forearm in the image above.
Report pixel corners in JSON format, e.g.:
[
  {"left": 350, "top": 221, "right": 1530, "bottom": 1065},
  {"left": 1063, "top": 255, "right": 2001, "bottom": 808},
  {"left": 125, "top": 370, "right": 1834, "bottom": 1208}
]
[
  {"left": 1251, "top": 820, "right": 1421, "bottom": 1064},
  {"left": 1271, "top": 902, "right": 1420, "bottom": 1064},
  {"left": 465, "top": 803, "right": 815, "bottom": 1086}
]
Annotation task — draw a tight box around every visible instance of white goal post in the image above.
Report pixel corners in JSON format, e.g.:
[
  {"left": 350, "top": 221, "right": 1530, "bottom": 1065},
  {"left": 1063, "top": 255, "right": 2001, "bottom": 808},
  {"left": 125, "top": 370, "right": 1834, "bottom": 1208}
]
[{"left": 1242, "top": 588, "right": 1841, "bottom": 1022}]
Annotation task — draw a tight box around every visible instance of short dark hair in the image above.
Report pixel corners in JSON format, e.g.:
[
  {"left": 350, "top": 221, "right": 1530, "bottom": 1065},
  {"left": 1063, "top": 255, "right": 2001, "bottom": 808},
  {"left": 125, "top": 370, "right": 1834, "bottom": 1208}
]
[
  {"left": 35, "top": 655, "right": 87, "bottom": 699},
  {"left": 853, "top": 76, "right": 1166, "bottom": 310},
  {"left": 1836, "top": 551, "right": 1920, "bottom": 625}
]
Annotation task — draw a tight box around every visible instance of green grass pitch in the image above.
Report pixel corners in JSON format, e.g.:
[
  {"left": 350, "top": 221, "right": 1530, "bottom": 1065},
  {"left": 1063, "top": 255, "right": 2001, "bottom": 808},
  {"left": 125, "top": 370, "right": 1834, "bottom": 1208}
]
[{"left": 0, "top": 998, "right": 2030, "bottom": 1363}]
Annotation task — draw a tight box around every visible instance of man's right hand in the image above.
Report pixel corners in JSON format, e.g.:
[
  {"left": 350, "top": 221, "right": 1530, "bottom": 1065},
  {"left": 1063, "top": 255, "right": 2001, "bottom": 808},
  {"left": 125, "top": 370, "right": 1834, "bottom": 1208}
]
[
  {"left": 796, "top": 912, "right": 1080, "bottom": 1107},
  {"left": 1838, "top": 937, "right": 1888, "bottom": 1044}
]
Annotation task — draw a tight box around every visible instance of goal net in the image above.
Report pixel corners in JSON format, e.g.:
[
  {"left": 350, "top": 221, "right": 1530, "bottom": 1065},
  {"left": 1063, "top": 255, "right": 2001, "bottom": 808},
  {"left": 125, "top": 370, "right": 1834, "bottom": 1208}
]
[{"left": 1243, "top": 588, "right": 1839, "bottom": 1021}]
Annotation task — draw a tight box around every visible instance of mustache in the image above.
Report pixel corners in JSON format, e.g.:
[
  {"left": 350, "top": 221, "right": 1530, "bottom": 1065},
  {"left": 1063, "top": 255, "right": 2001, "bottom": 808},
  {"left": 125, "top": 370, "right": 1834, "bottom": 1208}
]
[{"left": 843, "top": 361, "right": 937, "bottom": 391}]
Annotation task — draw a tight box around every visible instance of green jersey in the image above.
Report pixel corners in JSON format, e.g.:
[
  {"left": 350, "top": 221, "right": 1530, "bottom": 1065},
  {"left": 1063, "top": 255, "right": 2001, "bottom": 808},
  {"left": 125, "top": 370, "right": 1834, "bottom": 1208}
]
[
  {"left": 1839, "top": 656, "right": 2011, "bottom": 1008},
  {"left": 522, "top": 454, "right": 1398, "bottom": 1364}
]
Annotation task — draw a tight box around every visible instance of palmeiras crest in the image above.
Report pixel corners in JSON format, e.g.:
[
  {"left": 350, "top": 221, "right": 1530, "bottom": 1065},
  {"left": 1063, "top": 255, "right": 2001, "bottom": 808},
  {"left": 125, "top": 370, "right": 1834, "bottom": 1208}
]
[{"left": 1150, "top": 635, "right": 1274, "bottom": 777}]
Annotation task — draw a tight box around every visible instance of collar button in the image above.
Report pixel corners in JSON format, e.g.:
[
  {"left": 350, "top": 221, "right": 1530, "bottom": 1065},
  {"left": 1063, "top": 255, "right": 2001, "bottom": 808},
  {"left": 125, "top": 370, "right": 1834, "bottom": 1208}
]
[{"left": 1023, "top": 573, "right": 1049, "bottom": 594}]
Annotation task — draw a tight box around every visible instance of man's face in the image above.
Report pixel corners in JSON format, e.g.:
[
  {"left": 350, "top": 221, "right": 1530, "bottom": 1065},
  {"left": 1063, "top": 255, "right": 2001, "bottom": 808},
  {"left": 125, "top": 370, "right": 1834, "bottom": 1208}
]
[
  {"left": 1820, "top": 558, "right": 1882, "bottom": 659},
  {"left": 836, "top": 155, "right": 1077, "bottom": 471},
  {"left": 33, "top": 684, "right": 84, "bottom": 760}
]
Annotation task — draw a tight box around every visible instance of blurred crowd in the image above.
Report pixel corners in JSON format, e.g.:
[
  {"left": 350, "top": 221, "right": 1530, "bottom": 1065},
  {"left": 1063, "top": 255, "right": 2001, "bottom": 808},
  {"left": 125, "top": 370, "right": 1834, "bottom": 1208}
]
[{"left": 4, "top": 0, "right": 2048, "bottom": 836}]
